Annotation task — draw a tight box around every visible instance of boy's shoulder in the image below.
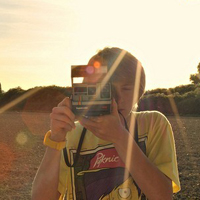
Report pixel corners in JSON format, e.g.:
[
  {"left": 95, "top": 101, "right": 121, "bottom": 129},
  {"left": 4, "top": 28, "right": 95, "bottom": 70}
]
[
  {"left": 133, "top": 110, "right": 168, "bottom": 121},
  {"left": 132, "top": 110, "right": 170, "bottom": 130}
]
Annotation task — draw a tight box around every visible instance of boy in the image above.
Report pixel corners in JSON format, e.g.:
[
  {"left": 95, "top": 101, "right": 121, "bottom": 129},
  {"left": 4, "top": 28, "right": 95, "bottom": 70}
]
[{"left": 32, "top": 47, "right": 180, "bottom": 200}]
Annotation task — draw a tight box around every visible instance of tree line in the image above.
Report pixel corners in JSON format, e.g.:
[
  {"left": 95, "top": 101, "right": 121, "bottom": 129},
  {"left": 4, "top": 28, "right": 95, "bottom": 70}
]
[
  {"left": 0, "top": 63, "right": 200, "bottom": 115},
  {"left": 0, "top": 83, "right": 199, "bottom": 115}
]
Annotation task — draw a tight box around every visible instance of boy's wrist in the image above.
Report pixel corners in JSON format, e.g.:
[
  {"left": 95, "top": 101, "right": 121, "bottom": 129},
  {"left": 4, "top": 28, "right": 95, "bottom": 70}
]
[
  {"left": 43, "top": 131, "right": 66, "bottom": 151},
  {"left": 50, "top": 130, "right": 66, "bottom": 142},
  {"left": 113, "top": 126, "right": 129, "bottom": 145}
]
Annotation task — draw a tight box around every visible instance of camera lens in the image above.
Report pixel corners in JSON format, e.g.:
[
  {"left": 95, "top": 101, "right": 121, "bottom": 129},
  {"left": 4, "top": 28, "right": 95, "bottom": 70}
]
[
  {"left": 102, "top": 84, "right": 110, "bottom": 92},
  {"left": 101, "top": 92, "right": 110, "bottom": 98},
  {"left": 88, "top": 87, "right": 96, "bottom": 95},
  {"left": 100, "top": 84, "right": 111, "bottom": 99}
]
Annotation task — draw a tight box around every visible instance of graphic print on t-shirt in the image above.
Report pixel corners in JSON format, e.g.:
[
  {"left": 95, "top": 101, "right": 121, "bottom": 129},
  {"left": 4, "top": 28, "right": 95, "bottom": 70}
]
[{"left": 68, "top": 144, "right": 137, "bottom": 200}]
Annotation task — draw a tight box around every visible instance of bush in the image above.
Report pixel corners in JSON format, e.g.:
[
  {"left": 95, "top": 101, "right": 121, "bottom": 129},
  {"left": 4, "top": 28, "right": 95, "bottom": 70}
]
[
  {"left": 171, "top": 84, "right": 196, "bottom": 95},
  {"left": 0, "top": 86, "right": 72, "bottom": 112},
  {"left": 138, "top": 84, "right": 200, "bottom": 115},
  {"left": 0, "top": 87, "right": 26, "bottom": 111},
  {"left": 23, "top": 86, "right": 72, "bottom": 112},
  {"left": 138, "top": 93, "right": 173, "bottom": 115}
]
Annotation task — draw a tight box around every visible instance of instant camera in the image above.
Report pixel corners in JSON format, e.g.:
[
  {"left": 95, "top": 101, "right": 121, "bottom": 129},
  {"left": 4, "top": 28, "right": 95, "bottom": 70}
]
[{"left": 71, "top": 65, "right": 112, "bottom": 116}]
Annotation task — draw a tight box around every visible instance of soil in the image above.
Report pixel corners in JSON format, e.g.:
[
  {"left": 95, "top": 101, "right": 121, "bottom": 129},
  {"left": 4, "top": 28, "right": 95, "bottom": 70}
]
[{"left": 0, "top": 112, "right": 199, "bottom": 200}]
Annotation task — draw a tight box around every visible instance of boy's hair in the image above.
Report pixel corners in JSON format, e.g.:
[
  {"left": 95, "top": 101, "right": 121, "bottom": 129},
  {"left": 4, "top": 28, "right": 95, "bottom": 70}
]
[{"left": 89, "top": 47, "right": 146, "bottom": 100}]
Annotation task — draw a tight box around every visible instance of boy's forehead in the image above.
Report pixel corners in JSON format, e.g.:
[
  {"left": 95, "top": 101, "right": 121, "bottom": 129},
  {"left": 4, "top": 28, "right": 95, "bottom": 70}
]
[{"left": 112, "top": 77, "right": 135, "bottom": 87}]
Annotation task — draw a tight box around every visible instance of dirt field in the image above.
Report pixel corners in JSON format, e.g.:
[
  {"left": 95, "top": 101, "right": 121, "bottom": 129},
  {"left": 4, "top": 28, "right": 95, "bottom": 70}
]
[{"left": 0, "top": 112, "right": 199, "bottom": 200}]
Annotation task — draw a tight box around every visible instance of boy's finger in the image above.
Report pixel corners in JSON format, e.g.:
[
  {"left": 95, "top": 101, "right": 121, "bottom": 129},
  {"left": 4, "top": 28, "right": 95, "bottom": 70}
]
[
  {"left": 58, "top": 97, "right": 72, "bottom": 108},
  {"left": 51, "top": 112, "right": 76, "bottom": 129},
  {"left": 52, "top": 106, "right": 75, "bottom": 120}
]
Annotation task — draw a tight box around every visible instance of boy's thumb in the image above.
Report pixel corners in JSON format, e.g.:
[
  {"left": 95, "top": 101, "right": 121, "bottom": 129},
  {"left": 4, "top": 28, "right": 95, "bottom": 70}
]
[{"left": 58, "top": 97, "right": 71, "bottom": 108}]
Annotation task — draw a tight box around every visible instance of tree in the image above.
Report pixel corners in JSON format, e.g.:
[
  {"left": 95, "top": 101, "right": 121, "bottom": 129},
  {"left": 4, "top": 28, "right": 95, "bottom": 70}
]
[{"left": 190, "top": 62, "right": 200, "bottom": 84}]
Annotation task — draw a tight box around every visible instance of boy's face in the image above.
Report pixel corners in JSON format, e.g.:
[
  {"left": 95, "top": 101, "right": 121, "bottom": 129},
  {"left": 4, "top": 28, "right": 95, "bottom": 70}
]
[
  {"left": 112, "top": 78, "right": 136, "bottom": 118},
  {"left": 84, "top": 70, "right": 136, "bottom": 119}
]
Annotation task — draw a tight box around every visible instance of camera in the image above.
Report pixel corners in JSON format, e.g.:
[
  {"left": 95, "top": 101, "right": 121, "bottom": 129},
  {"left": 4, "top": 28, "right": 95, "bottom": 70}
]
[{"left": 71, "top": 65, "right": 112, "bottom": 116}]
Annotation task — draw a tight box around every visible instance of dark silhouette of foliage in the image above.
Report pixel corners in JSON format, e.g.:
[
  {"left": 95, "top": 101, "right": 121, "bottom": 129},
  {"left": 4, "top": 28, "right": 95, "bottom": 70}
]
[
  {"left": 190, "top": 63, "right": 200, "bottom": 84},
  {"left": 138, "top": 83, "right": 200, "bottom": 116},
  {"left": 0, "top": 86, "right": 72, "bottom": 112},
  {"left": 23, "top": 86, "right": 72, "bottom": 112},
  {"left": 0, "top": 84, "right": 200, "bottom": 115},
  {"left": 144, "top": 88, "right": 168, "bottom": 95},
  {"left": 169, "top": 84, "right": 196, "bottom": 95},
  {"left": 0, "top": 87, "right": 26, "bottom": 110}
]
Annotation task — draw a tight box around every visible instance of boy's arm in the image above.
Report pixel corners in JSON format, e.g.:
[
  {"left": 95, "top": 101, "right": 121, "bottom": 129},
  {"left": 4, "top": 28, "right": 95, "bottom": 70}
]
[
  {"left": 31, "top": 148, "right": 62, "bottom": 200},
  {"left": 32, "top": 98, "right": 75, "bottom": 200}
]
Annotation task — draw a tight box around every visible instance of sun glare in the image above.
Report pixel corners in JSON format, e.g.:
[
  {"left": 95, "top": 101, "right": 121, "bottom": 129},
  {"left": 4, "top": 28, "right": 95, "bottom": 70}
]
[
  {"left": 94, "top": 61, "right": 101, "bottom": 68},
  {"left": 16, "top": 132, "right": 28, "bottom": 145}
]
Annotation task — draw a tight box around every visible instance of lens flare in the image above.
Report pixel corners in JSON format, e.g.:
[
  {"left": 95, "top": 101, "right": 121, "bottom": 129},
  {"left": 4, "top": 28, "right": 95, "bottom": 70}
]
[
  {"left": 0, "top": 143, "right": 14, "bottom": 180},
  {"left": 16, "top": 132, "right": 28, "bottom": 145},
  {"left": 167, "top": 91, "right": 192, "bottom": 157},
  {"left": 94, "top": 61, "right": 101, "bottom": 68},
  {"left": 86, "top": 66, "right": 95, "bottom": 74}
]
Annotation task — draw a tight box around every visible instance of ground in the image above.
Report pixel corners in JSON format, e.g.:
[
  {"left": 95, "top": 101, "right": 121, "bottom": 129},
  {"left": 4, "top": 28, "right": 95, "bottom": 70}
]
[{"left": 0, "top": 112, "right": 199, "bottom": 200}]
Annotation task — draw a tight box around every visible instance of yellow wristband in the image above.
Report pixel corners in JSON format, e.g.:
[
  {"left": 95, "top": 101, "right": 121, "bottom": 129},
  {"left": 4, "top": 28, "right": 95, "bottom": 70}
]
[{"left": 43, "top": 131, "right": 66, "bottom": 151}]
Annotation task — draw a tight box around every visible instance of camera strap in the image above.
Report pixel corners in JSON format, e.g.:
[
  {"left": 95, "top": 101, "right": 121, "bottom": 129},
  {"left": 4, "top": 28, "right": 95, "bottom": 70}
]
[{"left": 63, "top": 127, "right": 87, "bottom": 168}]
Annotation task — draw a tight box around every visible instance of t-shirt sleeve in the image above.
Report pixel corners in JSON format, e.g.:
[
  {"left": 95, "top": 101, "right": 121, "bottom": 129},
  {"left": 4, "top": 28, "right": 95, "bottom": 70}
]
[{"left": 145, "top": 111, "right": 181, "bottom": 193}]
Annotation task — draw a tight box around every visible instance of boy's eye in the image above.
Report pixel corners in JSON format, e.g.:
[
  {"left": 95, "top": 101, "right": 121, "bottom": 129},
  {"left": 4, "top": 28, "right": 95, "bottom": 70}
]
[{"left": 122, "top": 87, "right": 132, "bottom": 91}]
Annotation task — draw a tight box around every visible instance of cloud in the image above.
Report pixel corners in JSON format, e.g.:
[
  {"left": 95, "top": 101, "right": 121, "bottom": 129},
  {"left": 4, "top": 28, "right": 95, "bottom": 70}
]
[
  {"left": 0, "top": 0, "right": 76, "bottom": 39},
  {"left": 0, "top": 0, "right": 34, "bottom": 40},
  {"left": 0, "top": 0, "right": 28, "bottom": 9}
]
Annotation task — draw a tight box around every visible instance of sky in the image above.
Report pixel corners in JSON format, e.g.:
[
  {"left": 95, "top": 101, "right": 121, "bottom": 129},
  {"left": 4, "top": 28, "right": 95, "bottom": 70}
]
[{"left": 0, "top": 0, "right": 200, "bottom": 92}]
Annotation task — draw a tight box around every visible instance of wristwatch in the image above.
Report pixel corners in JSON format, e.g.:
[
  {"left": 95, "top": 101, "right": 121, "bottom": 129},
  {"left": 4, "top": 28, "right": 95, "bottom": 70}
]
[{"left": 43, "top": 131, "right": 66, "bottom": 151}]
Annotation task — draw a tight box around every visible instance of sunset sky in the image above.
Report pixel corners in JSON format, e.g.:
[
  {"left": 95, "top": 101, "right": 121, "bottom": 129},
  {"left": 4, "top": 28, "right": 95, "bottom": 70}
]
[{"left": 0, "top": 0, "right": 200, "bottom": 92}]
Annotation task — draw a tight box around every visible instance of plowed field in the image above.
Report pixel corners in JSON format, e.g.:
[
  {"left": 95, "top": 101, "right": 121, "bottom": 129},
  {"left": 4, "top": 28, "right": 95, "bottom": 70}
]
[{"left": 0, "top": 112, "right": 199, "bottom": 199}]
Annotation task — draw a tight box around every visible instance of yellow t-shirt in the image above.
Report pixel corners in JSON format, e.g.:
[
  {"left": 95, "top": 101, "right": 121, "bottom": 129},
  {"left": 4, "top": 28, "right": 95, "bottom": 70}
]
[{"left": 58, "top": 111, "right": 181, "bottom": 200}]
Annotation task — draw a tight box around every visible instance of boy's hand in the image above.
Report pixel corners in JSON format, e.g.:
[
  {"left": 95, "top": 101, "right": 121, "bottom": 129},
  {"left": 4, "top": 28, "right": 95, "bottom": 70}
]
[
  {"left": 50, "top": 97, "right": 76, "bottom": 142},
  {"left": 79, "top": 99, "right": 127, "bottom": 143}
]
